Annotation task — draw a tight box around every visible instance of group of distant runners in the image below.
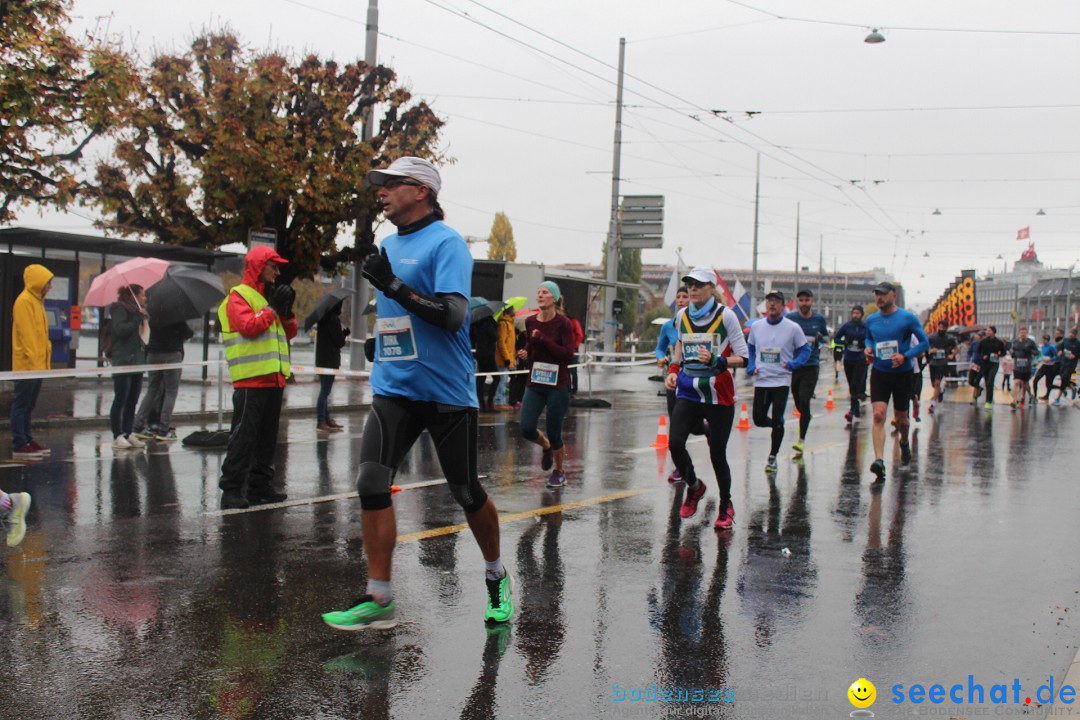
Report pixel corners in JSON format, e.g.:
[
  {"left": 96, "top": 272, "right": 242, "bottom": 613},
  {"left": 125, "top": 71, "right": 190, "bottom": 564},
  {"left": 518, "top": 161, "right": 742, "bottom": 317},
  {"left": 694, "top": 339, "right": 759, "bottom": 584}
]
[{"left": 654, "top": 269, "right": 931, "bottom": 529}]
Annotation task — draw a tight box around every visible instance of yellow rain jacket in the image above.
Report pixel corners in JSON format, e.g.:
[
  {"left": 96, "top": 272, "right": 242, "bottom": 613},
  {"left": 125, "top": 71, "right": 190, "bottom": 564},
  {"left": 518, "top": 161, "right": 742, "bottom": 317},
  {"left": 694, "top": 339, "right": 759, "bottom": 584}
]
[
  {"left": 496, "top": 312, "right": 517, "bottom": 369},
  {"left": 12, "top": 264, "right": 53, "bottom": 371}
]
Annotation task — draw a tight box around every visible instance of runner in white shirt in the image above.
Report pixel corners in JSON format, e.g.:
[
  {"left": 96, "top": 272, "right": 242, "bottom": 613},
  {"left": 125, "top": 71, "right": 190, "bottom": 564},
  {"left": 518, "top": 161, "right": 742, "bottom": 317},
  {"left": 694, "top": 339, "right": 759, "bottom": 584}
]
[{"left": 746, "top": 291, "right": 811, "bottom": 473}]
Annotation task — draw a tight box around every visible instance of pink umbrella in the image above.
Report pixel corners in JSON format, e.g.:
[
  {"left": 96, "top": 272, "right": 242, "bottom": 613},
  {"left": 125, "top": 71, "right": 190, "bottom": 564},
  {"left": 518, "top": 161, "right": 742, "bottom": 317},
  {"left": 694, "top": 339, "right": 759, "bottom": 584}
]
[{"left": 84, "top": 257, "right": 171, "bottom": 306}]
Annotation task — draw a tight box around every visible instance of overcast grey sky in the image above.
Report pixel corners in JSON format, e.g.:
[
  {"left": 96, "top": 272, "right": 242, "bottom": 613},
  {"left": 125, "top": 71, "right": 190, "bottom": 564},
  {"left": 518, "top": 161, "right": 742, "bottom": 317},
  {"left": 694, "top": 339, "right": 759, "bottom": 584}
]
[{"left": 21, "top": 0, "right": 1080, "bottom": 309}]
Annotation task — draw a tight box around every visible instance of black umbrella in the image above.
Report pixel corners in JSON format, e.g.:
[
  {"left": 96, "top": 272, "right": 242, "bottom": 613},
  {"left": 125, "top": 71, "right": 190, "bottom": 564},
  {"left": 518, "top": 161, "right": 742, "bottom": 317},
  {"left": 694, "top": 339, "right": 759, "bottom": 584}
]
[
  {"left": 304, "top": 287, "right": 355, "bottom": 333},
  {"left": 146, "top": 265, "right": 226, "bottom": 328},
  {"left": 470, "top": 298, "right": 505, "bottom": 325}
]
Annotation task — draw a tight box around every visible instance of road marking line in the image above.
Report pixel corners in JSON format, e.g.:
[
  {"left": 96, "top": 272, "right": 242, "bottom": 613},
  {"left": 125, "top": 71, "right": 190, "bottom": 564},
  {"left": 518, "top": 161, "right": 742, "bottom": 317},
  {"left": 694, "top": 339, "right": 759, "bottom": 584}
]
[{"left": 395, "top": 488, "right": 648, "bottom": 543}]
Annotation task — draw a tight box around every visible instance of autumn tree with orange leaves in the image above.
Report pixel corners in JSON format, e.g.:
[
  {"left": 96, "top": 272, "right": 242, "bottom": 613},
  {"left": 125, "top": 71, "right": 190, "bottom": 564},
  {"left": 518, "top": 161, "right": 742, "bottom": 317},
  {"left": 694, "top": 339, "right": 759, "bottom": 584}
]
[
  {"left": 85, "top": 31, "right": 444, "bottom": 278},
  {"left": 0, "top": 0, "right": 137, "bottom": 221}
]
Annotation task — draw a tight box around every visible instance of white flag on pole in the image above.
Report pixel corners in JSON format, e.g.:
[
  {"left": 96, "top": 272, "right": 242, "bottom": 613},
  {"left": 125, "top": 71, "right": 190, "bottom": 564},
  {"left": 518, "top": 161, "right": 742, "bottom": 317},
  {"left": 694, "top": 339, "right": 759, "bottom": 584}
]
[{"left": 662, "top": 259, "right": 683, "bottom": 308}]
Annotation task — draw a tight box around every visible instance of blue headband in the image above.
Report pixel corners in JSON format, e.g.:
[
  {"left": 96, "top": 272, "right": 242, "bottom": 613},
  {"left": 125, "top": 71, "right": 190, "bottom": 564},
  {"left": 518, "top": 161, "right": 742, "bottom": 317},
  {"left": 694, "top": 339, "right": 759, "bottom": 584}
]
[{"left": 539, "top": 281, "right": 561, "bottom": 302}]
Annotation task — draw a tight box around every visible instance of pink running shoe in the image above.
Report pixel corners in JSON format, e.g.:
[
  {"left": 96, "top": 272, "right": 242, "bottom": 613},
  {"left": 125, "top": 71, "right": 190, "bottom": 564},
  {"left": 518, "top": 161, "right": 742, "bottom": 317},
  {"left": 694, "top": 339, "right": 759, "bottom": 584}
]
[
  {"left": 679, "top": 480, "right": 706, "bottom": 519},
  {"left": 714, "top": 501, "right": 735, "bottom": 530}
]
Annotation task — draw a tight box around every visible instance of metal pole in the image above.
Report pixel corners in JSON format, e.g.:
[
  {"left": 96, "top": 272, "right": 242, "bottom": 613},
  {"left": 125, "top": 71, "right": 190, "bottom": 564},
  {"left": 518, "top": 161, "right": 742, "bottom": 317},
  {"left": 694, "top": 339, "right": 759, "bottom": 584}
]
[
  {"left": 751, "top": 154, "right": 760, "bottom": 315},
  {"left": 793, "top": 201, "right": 800, "bottom": 296},
  {"left": 217, "top": 349, "right": 225, "bottom": 431},
  {"left": 603, "top": 38, "right": 626, "bottom": 357},
  {"left": 586, "top": 338, "right": 594, "bottom": 399},
  {"left": 349, "top": 0, "right": 379, "bottom": 372}
]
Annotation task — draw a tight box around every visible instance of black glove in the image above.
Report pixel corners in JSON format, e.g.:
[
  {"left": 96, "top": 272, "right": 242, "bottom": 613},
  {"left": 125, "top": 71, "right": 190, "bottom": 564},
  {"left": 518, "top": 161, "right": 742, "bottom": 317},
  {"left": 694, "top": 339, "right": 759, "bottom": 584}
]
[
  {"left": 362, "top": 246, "right": 397, "bottom": 293},
  {"left": 280, "top": 285, "right": 295, "bottom": 317},
  {"left": 343, "top": 327, "right": 351, "bottom": 337},
  {"left": 364, "top": 337, "right": 376, "bottom": 362},
  {"left": 268, "top": 284, "right": 295, "bottom": 317}
]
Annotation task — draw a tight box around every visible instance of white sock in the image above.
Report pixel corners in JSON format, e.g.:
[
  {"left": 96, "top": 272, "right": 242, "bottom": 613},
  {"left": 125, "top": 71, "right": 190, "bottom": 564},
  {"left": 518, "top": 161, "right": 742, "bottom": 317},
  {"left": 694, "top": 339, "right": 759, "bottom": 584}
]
[
  {"left": 485, "top": 558, "right": 504, "bottom": 581},
  {"left": 366, "top": 579, "right": 392, "bottom": 605}
]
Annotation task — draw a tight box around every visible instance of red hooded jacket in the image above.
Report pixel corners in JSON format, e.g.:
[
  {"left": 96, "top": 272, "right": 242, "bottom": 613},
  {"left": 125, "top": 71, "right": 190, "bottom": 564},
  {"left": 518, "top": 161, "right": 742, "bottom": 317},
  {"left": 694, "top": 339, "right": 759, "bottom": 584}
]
[{"left": 226, "top": 247, "right": 299, "bottom": 388}]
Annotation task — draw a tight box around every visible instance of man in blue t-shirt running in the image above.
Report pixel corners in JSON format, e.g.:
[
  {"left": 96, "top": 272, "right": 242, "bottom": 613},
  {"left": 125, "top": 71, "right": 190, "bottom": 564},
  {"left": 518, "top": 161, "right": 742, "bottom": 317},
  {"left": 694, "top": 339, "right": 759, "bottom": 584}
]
[
  {"left": 864, "top": 282, "right": 929, "bottom": 482},
  {"left": 321, "top": 157, "right": 513, "bottom": 632}
]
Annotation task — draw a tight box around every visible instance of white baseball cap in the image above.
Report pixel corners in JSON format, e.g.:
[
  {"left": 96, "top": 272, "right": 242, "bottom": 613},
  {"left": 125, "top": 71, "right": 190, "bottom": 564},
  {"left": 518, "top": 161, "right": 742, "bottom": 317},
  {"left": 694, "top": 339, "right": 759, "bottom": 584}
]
[
  {"left": 681, "top": 267, "right": 717, "bottom": 286},
  {"left": 365, "top": 156, "right": 442, "bottom": 195}
]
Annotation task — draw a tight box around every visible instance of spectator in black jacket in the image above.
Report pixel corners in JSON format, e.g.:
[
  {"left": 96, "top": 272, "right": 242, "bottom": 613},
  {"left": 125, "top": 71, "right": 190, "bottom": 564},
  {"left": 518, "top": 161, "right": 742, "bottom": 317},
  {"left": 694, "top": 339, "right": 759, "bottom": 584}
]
[
  {"left": 473, "top": 316, "right": 499, "bottom": 411},
  {"left": 132, "top": 320, "right": 195, "bottom": 441},
  {"left": 316, "top": 301, "right": 349, "bottom": 432}
]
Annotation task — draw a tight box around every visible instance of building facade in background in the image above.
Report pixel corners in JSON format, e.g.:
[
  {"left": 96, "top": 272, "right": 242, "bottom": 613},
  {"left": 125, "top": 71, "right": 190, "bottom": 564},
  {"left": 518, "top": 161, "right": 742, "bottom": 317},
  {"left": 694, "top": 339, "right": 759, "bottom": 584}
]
[{"left": 974, "top": 245, "right": 1069, "bottom": 338}]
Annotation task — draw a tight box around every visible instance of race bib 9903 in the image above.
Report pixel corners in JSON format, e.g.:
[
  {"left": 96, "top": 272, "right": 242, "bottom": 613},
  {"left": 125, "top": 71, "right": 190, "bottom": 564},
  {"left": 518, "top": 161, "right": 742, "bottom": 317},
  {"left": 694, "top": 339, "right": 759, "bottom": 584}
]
[{"left": 681, "top": 333, "right": 716, "bottom": 360}]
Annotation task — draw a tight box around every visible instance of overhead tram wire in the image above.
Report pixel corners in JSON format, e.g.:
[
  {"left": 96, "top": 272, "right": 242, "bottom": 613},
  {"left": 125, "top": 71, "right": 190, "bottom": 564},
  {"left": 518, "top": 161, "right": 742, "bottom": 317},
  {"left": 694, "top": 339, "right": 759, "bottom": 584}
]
[
  {"left": 280, "top": 0, "right": 606, "bottom": 105},
  {"left": 294, "top": 0, "right": 1045, "bottom": 256},
  {"left": 424, "top": 0, "right": 878, "bottom": 192},
  {"left": 719, "top": 0, "right": 1080, "bottom": 36}
]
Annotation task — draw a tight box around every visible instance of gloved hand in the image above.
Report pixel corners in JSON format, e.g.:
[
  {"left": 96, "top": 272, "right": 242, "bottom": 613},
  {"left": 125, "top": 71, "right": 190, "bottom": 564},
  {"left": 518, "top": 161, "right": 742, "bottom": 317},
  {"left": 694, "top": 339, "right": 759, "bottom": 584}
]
[
  {"left": 364, "top": 337, "right": 376, "bottom": 362},
  {"left": 343, "top": 327, "right": 351, "bottom": 338},
  {"left": 362, "top": 246, "right": 397, "bottom": 292},
  {"left": 280, "top": 285, "right": 295, "bottom": 317},
  {"left": 268, "top": 284, "right": 295, "bottom": 317}
]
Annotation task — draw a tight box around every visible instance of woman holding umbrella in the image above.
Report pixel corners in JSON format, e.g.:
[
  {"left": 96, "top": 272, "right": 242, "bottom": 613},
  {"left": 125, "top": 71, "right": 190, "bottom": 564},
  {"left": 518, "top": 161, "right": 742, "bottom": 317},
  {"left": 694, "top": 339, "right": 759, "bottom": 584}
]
[
  {"left": 315, "top": 301, "right": 350, "bottom": 432},
  {"left": 109, "top": 284, "right": 148, "bottom": 449},
  {"left": 130, "top": 319, "right": 194, "bottom": 441},
  {"left": 132, "top": 264, "right": 225, "bottom": 441}
]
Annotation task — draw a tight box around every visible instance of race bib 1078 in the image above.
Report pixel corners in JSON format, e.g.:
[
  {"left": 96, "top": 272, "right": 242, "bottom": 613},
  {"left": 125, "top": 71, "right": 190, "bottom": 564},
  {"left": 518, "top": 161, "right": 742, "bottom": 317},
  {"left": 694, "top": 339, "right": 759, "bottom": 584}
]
[{"left": 376, "top": 316, "right": 419, "bottom": 362}]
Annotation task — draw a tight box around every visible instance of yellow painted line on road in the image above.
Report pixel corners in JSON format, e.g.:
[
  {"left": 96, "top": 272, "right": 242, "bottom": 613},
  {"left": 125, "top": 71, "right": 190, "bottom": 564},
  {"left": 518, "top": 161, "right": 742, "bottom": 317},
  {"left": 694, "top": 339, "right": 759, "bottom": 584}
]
[{"left": 395, "top": 488, "right": 648, "bottom": 544}]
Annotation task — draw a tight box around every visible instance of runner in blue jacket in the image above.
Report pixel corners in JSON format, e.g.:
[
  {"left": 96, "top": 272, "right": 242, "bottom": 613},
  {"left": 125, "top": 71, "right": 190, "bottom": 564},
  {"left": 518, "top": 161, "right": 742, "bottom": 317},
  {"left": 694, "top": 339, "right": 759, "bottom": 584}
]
[{"left": 864, "top": 282, "right": 929, "bottom": 482}]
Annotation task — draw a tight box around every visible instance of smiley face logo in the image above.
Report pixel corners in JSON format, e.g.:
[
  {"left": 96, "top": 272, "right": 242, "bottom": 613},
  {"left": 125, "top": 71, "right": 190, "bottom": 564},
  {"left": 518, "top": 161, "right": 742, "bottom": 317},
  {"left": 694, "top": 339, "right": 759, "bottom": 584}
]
[{"left": 848, "top": 678, "right": 876, "bottom": 709}]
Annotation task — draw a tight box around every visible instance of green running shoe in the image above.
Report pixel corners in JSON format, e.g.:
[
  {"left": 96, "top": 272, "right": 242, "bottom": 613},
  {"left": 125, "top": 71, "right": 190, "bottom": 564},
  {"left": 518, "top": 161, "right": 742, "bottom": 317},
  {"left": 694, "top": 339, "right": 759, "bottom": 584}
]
[
  {"left": 484, "top": 571, "right": 514, "bottom": 624},
  {"left": 4, "top": 492, "right": 31, "bottom": 547},
  {"left": 322, "top": 595, "right": 397, "bottom": 631},
  {"left": 792, "top": 440, "right": 805, "bottom": 457}
]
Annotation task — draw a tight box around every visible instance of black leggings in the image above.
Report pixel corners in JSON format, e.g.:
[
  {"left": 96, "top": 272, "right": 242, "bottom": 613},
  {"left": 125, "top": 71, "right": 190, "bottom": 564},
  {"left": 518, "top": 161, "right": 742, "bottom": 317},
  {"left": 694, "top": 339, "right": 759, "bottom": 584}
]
[
  {"left": 752, "top": 386, "right": 789, "bottom": 456},
  {"left": 668, "top": 399, "right": 735, "bottom": 502},
  {"left": 666, "top": 388, "right": 705, "bottom": 435},
  {"left": 790, "top": 366, "right": 818, "bottom": 439},
  {"left": 1033, "top": 365, "right": 1058, "bottom": 397},
  {"left": 980, "top": 364, "right": 998, "bottom": 403},
  {"left": 356, "top": 395, "right": 488, "bottom": 512},
  {"left": 843, "top": 359, "right": 867, "bottom": 416},
  {"left": 476, "top": 356, "right": 498, "bottom": 406}
]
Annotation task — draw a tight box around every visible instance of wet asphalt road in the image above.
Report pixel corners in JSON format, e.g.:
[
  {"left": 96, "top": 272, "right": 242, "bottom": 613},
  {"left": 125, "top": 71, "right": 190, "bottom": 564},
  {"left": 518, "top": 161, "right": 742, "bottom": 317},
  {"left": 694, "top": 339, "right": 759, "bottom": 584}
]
[{"left": 1, "top": 367, "right": 1078, "bottom": 720}]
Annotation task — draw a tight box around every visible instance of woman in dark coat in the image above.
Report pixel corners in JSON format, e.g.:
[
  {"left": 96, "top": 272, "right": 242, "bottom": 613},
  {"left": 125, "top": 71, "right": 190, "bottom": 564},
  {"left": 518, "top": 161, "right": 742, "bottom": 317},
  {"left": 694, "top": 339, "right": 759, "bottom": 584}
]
[
  {"left": 109, "top": 284, "right": 148, "bottom": 449},
  {"left": 315, "top": 300, "right": 349, "bottom": 432}
]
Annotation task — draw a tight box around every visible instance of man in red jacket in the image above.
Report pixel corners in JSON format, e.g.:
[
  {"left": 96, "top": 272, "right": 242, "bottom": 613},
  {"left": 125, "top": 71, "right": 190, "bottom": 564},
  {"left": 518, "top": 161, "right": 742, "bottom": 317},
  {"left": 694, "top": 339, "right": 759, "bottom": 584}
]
[{"left": 217, "top": 246, "right": 298, "bottom": 509}]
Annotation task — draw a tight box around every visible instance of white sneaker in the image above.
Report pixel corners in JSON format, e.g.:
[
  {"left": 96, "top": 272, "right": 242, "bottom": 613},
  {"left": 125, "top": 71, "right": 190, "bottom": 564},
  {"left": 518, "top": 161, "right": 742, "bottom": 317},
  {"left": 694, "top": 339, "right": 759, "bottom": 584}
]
[
  {"left": 125, "top": 434, "right": 146, "bottom": 448},
  {"left": 112, "top": 435, "right": 133, "bottom": 449}
]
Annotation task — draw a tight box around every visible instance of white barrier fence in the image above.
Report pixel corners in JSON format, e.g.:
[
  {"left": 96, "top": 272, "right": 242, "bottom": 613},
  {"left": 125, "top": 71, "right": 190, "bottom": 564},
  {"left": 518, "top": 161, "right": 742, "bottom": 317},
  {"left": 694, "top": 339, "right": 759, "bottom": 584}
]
[{"left": 0, "top": 351, "right": 659, "bottom": 383}]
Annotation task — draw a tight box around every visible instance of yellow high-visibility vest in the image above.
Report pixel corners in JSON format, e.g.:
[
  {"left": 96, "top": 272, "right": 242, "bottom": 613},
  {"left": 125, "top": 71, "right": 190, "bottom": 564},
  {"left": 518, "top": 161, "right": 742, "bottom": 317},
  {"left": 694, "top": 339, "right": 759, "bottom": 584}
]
[{"left": 218, "top": 284, "right": 291, "bottom": 382}]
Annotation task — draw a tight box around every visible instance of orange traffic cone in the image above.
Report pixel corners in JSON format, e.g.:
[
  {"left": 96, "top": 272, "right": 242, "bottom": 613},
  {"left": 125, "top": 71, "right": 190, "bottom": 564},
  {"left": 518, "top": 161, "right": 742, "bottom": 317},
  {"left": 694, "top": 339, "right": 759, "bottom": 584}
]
[
  {"left": 391, "top": 485, "right": 402, "bottom": 494},
  {"left": 825, "top": 389, "right": 836, "bottom": 410},
  {"left": 650, "top": 415, "right": 669, "bottom": 448},
  {"left": 793, "top": 407, "right": 801, "bottom": 419},
  {"left": 737, "top": 402, "right": 751, "bottom": 430}
]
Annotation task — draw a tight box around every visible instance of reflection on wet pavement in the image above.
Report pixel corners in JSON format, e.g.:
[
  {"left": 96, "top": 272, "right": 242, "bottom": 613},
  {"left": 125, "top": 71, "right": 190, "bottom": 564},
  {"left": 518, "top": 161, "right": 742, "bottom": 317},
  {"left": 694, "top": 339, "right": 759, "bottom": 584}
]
[{"left": 1, "top": 369, "right": 1078, "bottom": 718}]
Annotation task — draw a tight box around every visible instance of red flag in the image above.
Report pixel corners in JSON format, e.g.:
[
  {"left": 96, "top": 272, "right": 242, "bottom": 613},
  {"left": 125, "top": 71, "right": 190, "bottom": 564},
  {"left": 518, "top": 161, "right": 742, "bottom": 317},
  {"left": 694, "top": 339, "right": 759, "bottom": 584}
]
[{"left": 1017, "top": 226, "right": 1030, "bottom": 241}]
